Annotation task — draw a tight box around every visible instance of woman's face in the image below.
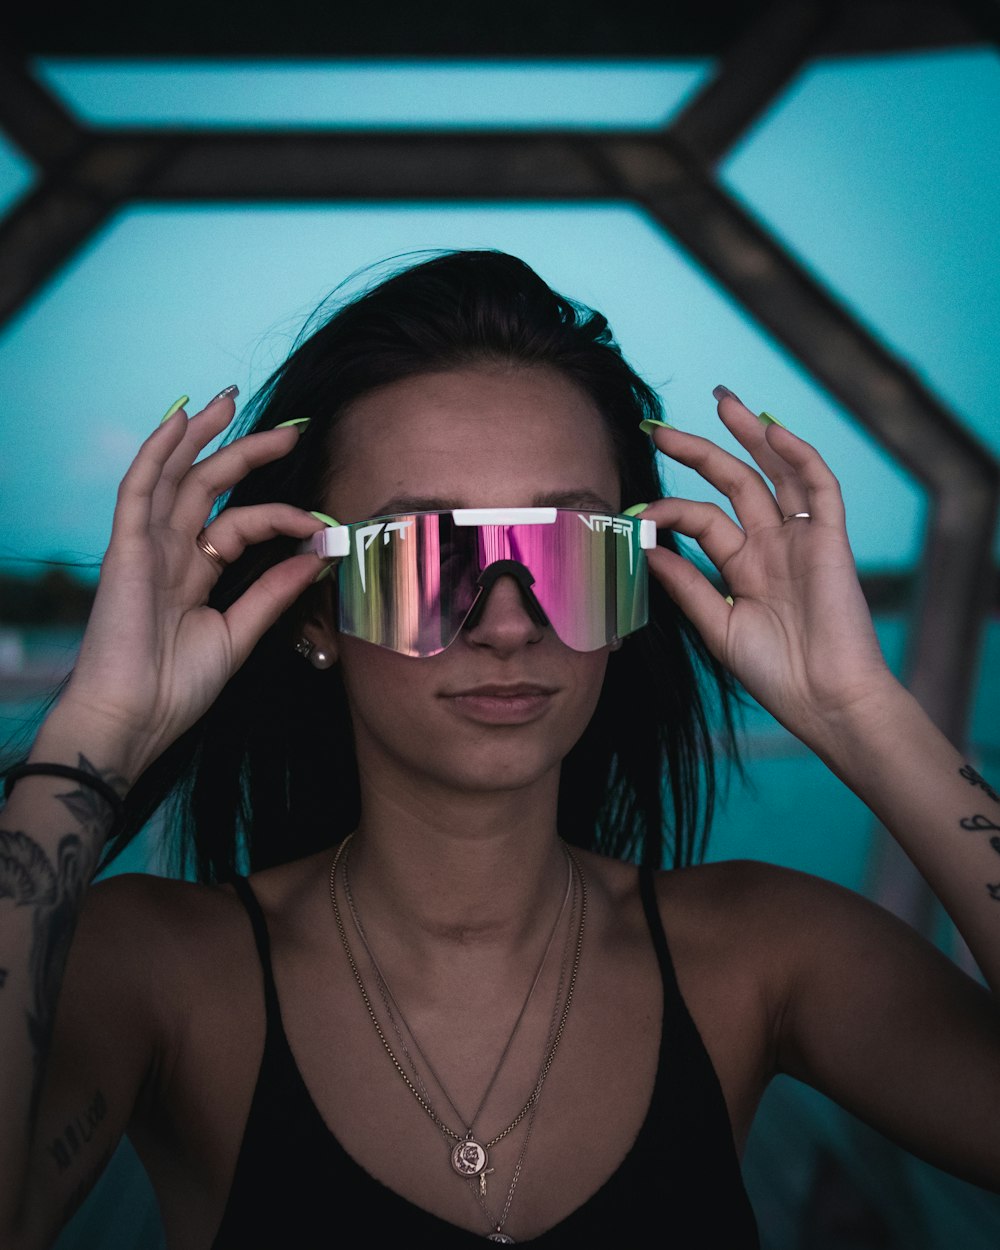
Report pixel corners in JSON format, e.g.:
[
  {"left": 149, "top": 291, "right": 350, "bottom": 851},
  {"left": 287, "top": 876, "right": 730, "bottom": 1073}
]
[{"left": 309, "top": 363, "right": 623, "bottom": 798}]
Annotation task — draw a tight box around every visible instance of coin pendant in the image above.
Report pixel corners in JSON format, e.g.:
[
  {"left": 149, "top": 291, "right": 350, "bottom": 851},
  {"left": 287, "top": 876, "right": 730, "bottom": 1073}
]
[{"left": 451, "top": 1137, "right": 488, "bottom": 1177}]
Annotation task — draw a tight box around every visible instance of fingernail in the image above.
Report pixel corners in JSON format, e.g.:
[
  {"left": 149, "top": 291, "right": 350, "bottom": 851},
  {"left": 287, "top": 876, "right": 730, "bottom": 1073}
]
[
  {"left": 639, "top": 418, "right": 675, "bottom": 434},
  {"left": 313, "top": 564, "right": 333, "bottom": 584},
  {"left": 713, "top": 385, "right": 743, "bottom": 404},
  {"left": 277, "top": 417, "right": 310, "bottom": 430},
  {"left": 758, "top": 411, "right": 787, "bottom": 429},
  {"left": 623, "top": 503, "right": 649, "bottom": 516},
  {"left": 724, "top": 595, "right": 735, "bottom": 606},
  {"left": 159, "top": 395, "right": 189, "bottom": 424},
  {"left": 308, "top": 511, "right": 340, "bottom": 526},
  {"left": 209, "top": 384, "right": 239, "bottom": 404}
]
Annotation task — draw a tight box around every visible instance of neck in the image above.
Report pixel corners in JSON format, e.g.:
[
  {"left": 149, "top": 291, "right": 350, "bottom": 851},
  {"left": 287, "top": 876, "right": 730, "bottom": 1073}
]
[{"left": 346, "top": 762, "right": 567, "bottom": 954}]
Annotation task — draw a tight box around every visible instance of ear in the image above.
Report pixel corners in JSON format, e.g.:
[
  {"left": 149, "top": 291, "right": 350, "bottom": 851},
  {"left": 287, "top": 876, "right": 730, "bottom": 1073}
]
[{"left": 296, "top": 578, "right": 340, "bottom": 669}]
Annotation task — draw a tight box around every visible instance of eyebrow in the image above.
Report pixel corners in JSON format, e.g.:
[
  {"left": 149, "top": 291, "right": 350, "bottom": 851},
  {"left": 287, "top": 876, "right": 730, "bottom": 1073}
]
[{"left": 370, "top": 489, "right": 618, "bottom": 516}]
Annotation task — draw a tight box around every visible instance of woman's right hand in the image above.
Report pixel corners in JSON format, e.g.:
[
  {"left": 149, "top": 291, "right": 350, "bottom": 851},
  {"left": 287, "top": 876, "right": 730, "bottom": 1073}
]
[{"left": 45, "top": 390, "right": 328, "bottom": 784}]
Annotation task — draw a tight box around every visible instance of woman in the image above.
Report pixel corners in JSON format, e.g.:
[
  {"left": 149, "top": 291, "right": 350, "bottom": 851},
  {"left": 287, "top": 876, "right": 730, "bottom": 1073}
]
[{"left": 1, "top": 251, "right": 998, "bottom": 1247}]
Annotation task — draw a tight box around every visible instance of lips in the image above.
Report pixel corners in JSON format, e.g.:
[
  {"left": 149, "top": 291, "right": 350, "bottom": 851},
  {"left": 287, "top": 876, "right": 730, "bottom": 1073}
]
[
  {"left": 445, "top": 682, "right": 557, "bottom": 699},
  {"left": 441, "top": 681, "right": 558, "bottom": 724}
]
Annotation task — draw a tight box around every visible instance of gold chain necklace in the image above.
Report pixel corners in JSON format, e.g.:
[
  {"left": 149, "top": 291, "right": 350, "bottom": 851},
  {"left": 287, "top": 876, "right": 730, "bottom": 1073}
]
[
  {"left": 342, "top": 839, "right": 573, "bottom": 1140},
  {"left": 328, "top": 836, "right": 587, "bottom": 1239},
  {"left": 469, "top": 871, "right": 581, "bottom": 1243}
]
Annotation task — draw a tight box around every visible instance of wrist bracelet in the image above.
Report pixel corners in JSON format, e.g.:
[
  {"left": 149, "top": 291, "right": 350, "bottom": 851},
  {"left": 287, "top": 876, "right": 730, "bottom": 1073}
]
[{"left": 3, "top": 763, "right": 125, "bottom": 829}]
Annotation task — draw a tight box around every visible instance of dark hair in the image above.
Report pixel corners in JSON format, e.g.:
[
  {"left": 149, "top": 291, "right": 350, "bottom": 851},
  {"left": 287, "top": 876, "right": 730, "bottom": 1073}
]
[{"left": 109, "top": 250, "right": 738, "bottom": 881}]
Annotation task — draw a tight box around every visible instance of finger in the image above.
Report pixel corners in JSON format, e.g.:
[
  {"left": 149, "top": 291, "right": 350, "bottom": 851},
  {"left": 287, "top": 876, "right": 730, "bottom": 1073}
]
[
  {"left": 110, "top": 410, "right": 192, "bottom": 543},
  {"left": 646, "top": 424, "right": 782, "bottom": 533},
  {"left": 194, "top": 504, "right": 329, "bottom": 575},
  {"left": 714, "top": 393, "right": 811, "bottom": 518},
  {"left": 646, "top": 546, "right": 730, "bottom": 662},
  {"left": 639, "top": 497, "right": 745, "bottom": 573},
  {"left": 151, "top": 388, "right": 242, "bottom": 524},
  {"left": 167, "top": 425, "right": 305, "bottom": 533},
  {"left": 223, "top": 554, "right": 324, "bottom": 667},
  {"left": 762, "top": 424, "right": 846, "bottom": 527}
]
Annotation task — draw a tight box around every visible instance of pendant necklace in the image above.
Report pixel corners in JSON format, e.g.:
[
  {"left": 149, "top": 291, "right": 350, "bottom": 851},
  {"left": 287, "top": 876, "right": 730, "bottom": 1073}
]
[
  {"left": 469, "top": 865, "right": 581, "bottom": 1243},
  {"left": 328, "top": 835, "right": 587, "bottom": 1241},
  {"left": 342, "top": 837, "right": 572, "bottom": 1163}
]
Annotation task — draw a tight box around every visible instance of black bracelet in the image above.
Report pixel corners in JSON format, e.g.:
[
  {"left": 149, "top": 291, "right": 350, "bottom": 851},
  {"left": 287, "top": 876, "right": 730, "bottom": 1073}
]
[{"left": 3, "top": 763, "right": 126, "bottom": 829}]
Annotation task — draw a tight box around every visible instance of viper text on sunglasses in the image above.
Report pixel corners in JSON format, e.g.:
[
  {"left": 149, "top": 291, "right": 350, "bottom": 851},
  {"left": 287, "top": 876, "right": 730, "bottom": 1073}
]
[{"left": 302, "top": 507, "right": 656, "bottom": 656}]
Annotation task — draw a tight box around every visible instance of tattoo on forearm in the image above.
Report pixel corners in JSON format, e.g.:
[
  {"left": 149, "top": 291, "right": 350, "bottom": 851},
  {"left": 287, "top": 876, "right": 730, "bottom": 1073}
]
[
  {"left": 959, "top": 813, "right": 1000, "bottom": 834},
  {"left": 956, "top": 764, "right": 1000, "bottom": 902},
  {"left": 0, "top": 755, "right": 122, "bottom": 1121},
  {"left": 54, "top": 754, "right": 129, "bottom": 828},
  {"left": 60, "top": 1143, "right": 113, "bottom": 1226},
  {"left": 0, "top": 829, "right": 87, "bottom": 1101},
  {"left": 46, "top": 1089, "right": 108, "bottom": 1173},
  {"left": 960, "top": 763, "right": 1000, "bottom": 804}
]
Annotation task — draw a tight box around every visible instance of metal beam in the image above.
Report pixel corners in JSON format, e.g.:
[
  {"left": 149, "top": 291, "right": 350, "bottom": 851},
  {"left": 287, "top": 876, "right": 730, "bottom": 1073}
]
[
  {"left": 670, "top": 0, "right": 836, "bottom": 164},
  {"left": 0, "top": 52, "right": 81, "bottom": 167},
  {"left": 0, "top": 135, "right": 177, "bottom": 328},
  {"left": 6, "top": 0, "right": 983, "bottom": 56}
]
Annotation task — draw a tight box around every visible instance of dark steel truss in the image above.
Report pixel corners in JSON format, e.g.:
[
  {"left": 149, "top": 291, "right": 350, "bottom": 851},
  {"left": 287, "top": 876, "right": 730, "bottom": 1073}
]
[{"left": 1, "top": 0, "right": 998, "bottom": 934}]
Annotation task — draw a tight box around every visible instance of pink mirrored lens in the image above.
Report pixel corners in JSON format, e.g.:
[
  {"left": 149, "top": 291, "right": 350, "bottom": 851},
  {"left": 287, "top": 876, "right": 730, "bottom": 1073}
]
[{"left": 336, "top": 511, "right": 648, "bottom": 656}]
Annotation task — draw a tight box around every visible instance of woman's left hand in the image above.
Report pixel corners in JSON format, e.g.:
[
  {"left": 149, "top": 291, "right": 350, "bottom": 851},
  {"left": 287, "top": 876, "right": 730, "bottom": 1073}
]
[{"left": 642, "top": 388, "right": 896, "bottom": 754}]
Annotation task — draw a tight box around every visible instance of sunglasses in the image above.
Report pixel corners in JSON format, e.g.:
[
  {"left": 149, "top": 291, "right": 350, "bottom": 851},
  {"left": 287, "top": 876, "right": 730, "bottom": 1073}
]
[{"left": 302, "top": 507, "right": 656, "bottom": 658}]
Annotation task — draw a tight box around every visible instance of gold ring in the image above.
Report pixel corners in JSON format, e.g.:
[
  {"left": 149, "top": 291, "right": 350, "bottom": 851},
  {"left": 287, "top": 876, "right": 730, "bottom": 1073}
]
[
  {"left": 195, "top": 530, "right": 228, "bottom": 568},
  {"left": 782, "top": 512, "right": 812, "bottom": 522}
]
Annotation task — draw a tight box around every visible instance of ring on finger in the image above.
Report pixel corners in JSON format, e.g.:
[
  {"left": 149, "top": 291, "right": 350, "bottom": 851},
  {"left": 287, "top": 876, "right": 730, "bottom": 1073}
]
[
  {"left": 782, "top": 512, "right": 811, "bottom": 522},
  {"left": 196, "top": 529, "right": 228, "bottom": 568}
]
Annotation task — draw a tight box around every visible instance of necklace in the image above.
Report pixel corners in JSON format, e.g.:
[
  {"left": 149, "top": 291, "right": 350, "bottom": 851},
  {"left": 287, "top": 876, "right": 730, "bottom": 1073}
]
[
  {"left": 328, "top": 836, "right": 587, "bottom": 1241},
  {"left": 470, "top": 865, "right": 581, "bottom": 1243},
  {"left": 342, "top": 839, "right": 573, "bottom": 1141}
]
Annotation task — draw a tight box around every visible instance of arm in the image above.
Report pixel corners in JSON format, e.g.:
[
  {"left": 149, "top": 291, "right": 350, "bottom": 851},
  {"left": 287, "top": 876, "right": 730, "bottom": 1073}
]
[
  {"left": 642, "top": 389, "right": 1000, "bottom": 993},
  {"left": 713, "top": 859, "right": 1000, "bottom": 1190},
  {"left": 0, "top": 391, "right": 328, "bottom": 1246},
  {"left": 641, "top": 390, "right": 1000, "bottom": 1186}
]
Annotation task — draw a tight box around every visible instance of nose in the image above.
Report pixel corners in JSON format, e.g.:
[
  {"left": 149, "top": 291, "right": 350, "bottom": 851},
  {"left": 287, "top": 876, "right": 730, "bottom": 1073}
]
[{"left": 462, "top": 565, "right": 547, "bottom": 652}]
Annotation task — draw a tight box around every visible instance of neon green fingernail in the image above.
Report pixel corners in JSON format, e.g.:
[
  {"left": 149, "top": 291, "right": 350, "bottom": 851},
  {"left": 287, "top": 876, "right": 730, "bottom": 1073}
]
[
  {"left": 623, "top": 503, "right": 649, "bottom": 516},
  {"left": 309, "top": 511, "right": 339, "bottom": 526},
  {"left": 277, "top": 417, "right": 310, "bottom": 429},
  {"left": 639, "top": 418, "right": 675, "bottom": 434},
  {"left": 724, "top": 595, "right": 735, "bottom": 606},
  {"left": 758, "top": 412, "right": 786, "bottom": 429},
  {"left": 159, "top": 395, "right": 189, "bottom": 424}
]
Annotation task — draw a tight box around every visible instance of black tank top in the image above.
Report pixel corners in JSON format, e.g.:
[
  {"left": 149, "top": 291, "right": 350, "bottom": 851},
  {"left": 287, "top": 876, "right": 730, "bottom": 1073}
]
[{"left": 212, "top": 867, "right": 760, "bottom": 1246}]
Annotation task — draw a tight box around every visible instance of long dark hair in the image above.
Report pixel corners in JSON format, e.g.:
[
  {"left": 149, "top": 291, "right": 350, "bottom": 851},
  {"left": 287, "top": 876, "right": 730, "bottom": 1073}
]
[{"left": 107, "top": 250, "right": 739, "bottom": 881}]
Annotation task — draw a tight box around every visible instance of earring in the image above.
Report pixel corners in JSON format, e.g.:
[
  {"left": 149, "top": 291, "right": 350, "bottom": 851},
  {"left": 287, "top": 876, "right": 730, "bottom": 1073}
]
[
  {"left": 294, "top": 638, "right": 314, "bottom": 660},
  {"left": 311, "top": 649, "right": 334, "bottom": 670}
]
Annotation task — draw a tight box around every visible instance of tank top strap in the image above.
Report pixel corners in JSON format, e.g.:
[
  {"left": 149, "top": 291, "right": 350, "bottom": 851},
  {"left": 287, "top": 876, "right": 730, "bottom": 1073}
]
[
  {"left": 228, "top": 874, "right": 281, "bottom": 1023},
  {"left": 637, "top": 863, "right": 680, "bottom": 1000}
]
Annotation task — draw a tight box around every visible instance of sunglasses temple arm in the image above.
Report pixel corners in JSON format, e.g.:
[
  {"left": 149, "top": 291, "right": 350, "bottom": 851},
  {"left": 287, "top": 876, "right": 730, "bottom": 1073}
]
[{"left": 300, "top": 528, "right": 351, "bottom": 558}]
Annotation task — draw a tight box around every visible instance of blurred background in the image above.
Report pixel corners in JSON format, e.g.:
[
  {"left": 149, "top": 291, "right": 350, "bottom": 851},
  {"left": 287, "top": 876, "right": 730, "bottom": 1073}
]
[{"left": 1, "top": 1, "right": 998, "bottom": 1245}]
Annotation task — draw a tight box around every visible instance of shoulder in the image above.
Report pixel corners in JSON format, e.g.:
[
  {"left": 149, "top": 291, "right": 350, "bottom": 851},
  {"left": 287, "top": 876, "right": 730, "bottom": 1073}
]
[
  {"left": 73, "top": 871, "right": 253, "bottom": 1030},
  {"left": 82, "top": 869, "right": 247, "bottom": 953},
  {"left": 589, "top": 854, "right": 960, "bottom": 1041},
  {"left": 652, "top": 856, "right": 897, "bottom": 953}
]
